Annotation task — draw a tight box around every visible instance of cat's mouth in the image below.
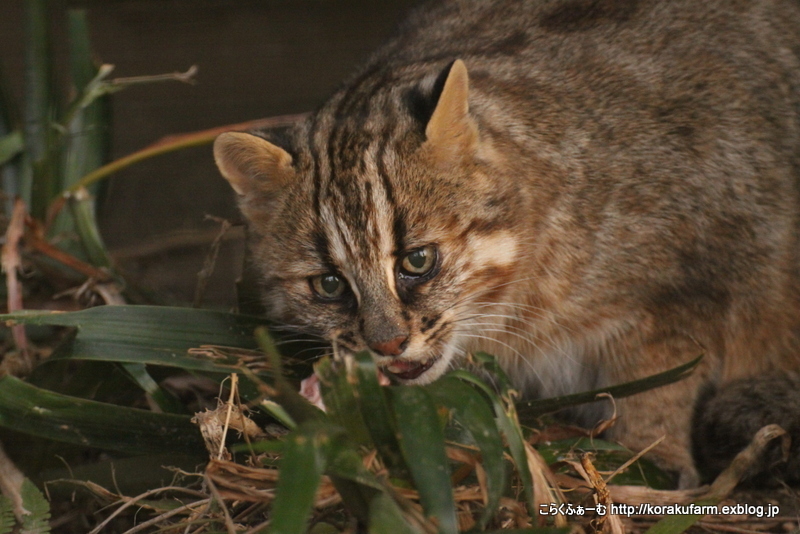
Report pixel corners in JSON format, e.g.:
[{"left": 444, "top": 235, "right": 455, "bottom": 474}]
[{"left": 381, "top": 357, "right": 439, "bottom": 381}]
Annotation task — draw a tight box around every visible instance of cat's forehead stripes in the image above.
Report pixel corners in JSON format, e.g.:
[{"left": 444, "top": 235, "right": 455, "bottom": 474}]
[
  {"left": 317, "top": 135, "right": 404, "bottom": 302},
  {"left": 307, "top": 89, "right": 412, "bottom": 301}
]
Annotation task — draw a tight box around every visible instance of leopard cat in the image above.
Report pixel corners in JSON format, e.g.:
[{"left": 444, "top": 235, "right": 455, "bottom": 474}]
[{"left": 213, "top": 0, "right": 800, "bottom": 487}]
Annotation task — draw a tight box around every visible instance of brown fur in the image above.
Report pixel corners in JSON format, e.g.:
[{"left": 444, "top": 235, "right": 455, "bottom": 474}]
[{"left": 215, "top": 0, "right": 800, "bottom": 487}]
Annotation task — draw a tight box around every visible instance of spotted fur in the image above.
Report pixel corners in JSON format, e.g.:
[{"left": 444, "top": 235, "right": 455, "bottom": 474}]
[{"left": 215, "top": 0, "right": 800, "bottom": 487}]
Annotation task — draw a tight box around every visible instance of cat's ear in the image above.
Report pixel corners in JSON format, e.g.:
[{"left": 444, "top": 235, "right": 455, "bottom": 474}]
[
  {"left": 214, "top": 132, "right": 294, "bottom": 197},
  {"left": 423, "top": 59, "right": 478, "bottom": 161}
]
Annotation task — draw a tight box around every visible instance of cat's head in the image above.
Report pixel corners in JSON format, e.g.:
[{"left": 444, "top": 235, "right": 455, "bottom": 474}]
[{"left": 214, "top": 60, "right": 527, "bottom": 384}]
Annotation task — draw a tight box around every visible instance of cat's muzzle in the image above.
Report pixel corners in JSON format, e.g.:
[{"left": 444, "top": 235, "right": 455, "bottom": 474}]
[{"left": 381, "top": 356, "right": 440, "bottom": 381}]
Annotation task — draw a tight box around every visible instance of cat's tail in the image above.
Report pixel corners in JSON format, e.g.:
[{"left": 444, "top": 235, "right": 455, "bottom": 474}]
[{"left": 691, "top": 373, "right": 800, "bottom": 486}]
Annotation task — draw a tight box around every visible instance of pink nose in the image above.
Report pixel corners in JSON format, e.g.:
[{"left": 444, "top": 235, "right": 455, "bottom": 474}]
[{"left": 370, "top": 335, "right": 408, "bottom": 356}]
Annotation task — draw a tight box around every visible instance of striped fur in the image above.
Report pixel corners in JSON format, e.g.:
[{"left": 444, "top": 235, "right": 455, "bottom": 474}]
[{"left": 215, "top": 0, "right": 800, "bottom": 487}]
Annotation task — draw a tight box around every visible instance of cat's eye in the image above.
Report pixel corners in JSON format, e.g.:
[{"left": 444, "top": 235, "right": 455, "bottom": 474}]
[
  {"left": 310, "top": 274, "right": 346, "bottom": 299},
  {"left": 399, "top": 245, "right": 437, "bottom": 277}
]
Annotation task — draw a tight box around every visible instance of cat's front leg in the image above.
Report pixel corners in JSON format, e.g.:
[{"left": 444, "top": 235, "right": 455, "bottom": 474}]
[{"left": 605, "top": 336, "right": 711, "bottom": 489}]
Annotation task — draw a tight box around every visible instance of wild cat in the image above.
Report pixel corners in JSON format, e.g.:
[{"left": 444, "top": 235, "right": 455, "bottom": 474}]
[{"left": 213, "top": 0, "right": 800, "bottom": 487}]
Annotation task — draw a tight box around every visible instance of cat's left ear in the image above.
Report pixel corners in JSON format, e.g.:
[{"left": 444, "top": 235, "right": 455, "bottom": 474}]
[{"left": 423, "top": 59, "right": 478, "bottom": 162}]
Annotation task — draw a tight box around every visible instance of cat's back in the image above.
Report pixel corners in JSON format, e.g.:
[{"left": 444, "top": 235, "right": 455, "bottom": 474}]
[{"left": 368, "top": 0, "right": 800, "bottom": 83}]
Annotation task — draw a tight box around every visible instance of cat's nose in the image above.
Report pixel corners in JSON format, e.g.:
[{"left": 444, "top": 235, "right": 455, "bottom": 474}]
[{"left": 370, "top": 335, "right": 409, "bottom": 357}]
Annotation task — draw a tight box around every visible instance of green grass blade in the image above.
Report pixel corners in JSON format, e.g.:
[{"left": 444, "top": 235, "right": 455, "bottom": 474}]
[
  {"left": 50, "top": 338, "right": 266, "bottom": 375},
  {"left": 24, "top": 0, "right": 58, "bottom": 219},
  {"left": 259, "top": 400, "right": 297, "bottom": 430},
  {"left": 67, "top": 10, "right": 96, "bottom": 101},
  {"left": 0, "top": 63, "right": 22, "bottom": 215},
  {"left": 516, "top": 355, "right": 702, "bottom": 419},
  {"left": 269, "top": 422, "right": 336, "bottom": 534},
  {"left": 388, "top": 386, "right": 458, "bottom": 534},
  {"left": 326, "top": 444, "right": 385, "bottom": 492},
  {"left": 0, "top": 131, "right": 23, "bottom": 167},
  {"left": 0, "top": 496, "right": 13, "bottom": 534},
  {"left": 1, "top": 306, "right": 265, "bottom": 350},
  {"left": 3, "top": 307, "right": 278, "bottom": 397},
  {"left": 538, "top": 437, "right": 673, "bottom": 488},
  {"left": 427, "top": 375, "right": 506, "bottom": 528},
  {"left": 317, "top": 356, "right": 372, "bottom": 446},
  {"left": 0, "top": 59, "right": 20, "bottom": 141},
  {"left": 255, "top": 327, "right": 324, "bottom": 425},
  {"left": 0, "top": 375, "right": 205, "bottom": 455},
  {"left": 54, "top": 9, "right": 114, "bottom": 267},
  {"left": 350, "top": 351, "right": 406, "bottom": 475},
  {"left": 66, "top": 190, "right": 112, "bottom": 267},
  {"left": 121, "top": 363, "right": 188, "bottom": 414},
  {"left": 367, "top": 492, "right": 419, "bottom": 534},
  {"left": 448, "top": 369, "right": 536, "bottom": 512}
]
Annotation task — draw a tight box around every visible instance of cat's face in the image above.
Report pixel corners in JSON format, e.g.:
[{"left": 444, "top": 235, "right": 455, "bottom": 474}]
[{"left": 215, "top": 61, "right": 526, "bottom": 383}]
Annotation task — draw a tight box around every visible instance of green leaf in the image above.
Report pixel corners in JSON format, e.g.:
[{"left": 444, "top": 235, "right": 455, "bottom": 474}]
[
  {"left": 121, "top": 362, "right": 187, "bottom": 414},
  {"left": 0, "top": 64, "right": 22, "bottom": 212},
  {"left": 65, "top": 188, "right": 113, "bottom": 268},
  {"left": 0, "top": 496, "right": 14, "bottom": 534},
  {"left": 350, "top": 351, "right": 406, "bottom": 475},
  {"left": 2, "top": 306, "right": 268, "bottom": 370},
  {"left": 0, "top": 131, "right": 23, "bottom": 167},
  {"left": 516, "top": 355, "right": 703, "bottom": 419},
  {"left": 48, "top": 9, "right": 113, "bottom": 269},
  {"left": 317, "top": 356, "right": 372, "bottom": 446},
  {"left": 326, "top": 444, "right": 385, "bottom": 492},
  {"left": 18, "top": 479, "right": 50, "bottom": 534},
  {"left": 427, "top": 375, "right": 506, "bottom": 528},
  {"left": 63, "top": 9, "right": 109, "bottom": 191},
  {"left": 269, "top": 422, "right": 337, "bottom": 534},
  {"left": 24, "top": 0, "right": 58, "bottom": 220},
  {"left": 0, "top": 62, "right": 19, "bottom": 138},
  {"left": 3, "top": 304, "right": 262, "bottom": 346},
  {"left": 388, "top": 386, "right": 458, "bottom": 534},
  {"left": 255, "top": 327, "right": 323, "bottom": 425},
  {"left": 259, "top": 400, "right": 297, "bottom": 430},
  {"left": 367, "top": 492, "right": 418, "bottom": 534},
  {"left": 3, "top": 306, "right": 290, "bottom": 408},
  {"left": 0, "top": 375, "right": 205, "bottom": 455},
  {"left": 539, "top": 437, "right": 673, "bottom": 489},
  {"left": 448, "top": 368, "right": 536, "bottom": 512}
]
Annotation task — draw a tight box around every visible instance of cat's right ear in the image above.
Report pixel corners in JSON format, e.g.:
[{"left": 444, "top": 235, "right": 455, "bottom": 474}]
[
  {"left": 213, "top": 132, "right": 294, "bottom": 197},
  {"left": 422, "top": 59, "right": 478, "bottom": 164}
]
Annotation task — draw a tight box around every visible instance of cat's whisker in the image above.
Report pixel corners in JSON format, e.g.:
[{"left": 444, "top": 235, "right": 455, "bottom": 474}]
[
  {"left": 454, "top": 306, "right": 582, "bottom": 341},
  {"left": 454, "top": 318, "right": 580, "bottom": 372},
  {"left": 453, "top": 332, "right": 547, "bottom": 381},
  {"left": 443, "top": 274, "right": 548, "bottom": 311},
  {"left": 449, "top": 304, "right": 586, "bottom": 372},
  {"left": 272, "top": 337, "right": 326, "bottom": 347},
  {"left": 285, "top": 346, "right": 331, "bottom": 359}
]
